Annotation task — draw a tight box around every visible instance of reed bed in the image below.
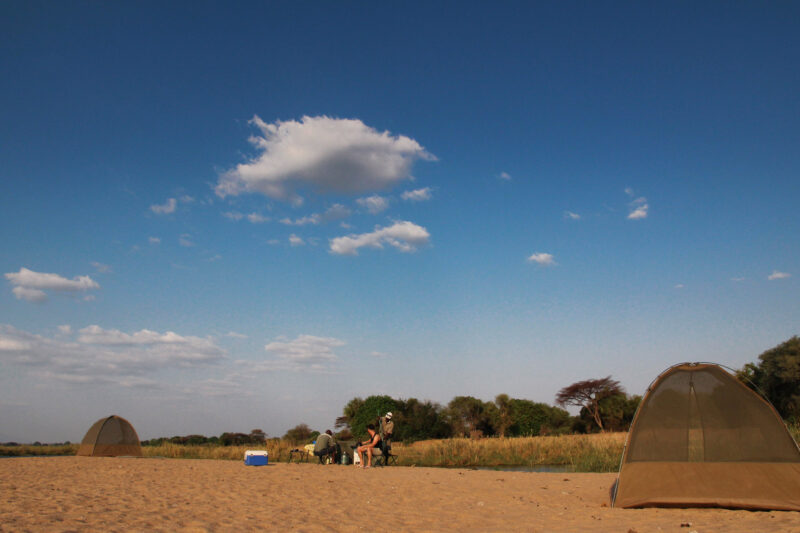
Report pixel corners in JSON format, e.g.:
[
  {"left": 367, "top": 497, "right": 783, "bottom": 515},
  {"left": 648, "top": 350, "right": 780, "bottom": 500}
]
[
  {"left": 141, "top": 440, "right": 300, "bottom": 462},
  {"left": 0, "top": 444, "right": 78, "bottom": 457},
  {"left": 394, "top": 432, "right": 627, "bottom": 472}
]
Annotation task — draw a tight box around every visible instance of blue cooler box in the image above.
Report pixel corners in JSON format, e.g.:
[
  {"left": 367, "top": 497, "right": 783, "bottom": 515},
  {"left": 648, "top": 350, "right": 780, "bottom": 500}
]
[{"left": 244, "top": 450, "right": 268, "bottom": 466}]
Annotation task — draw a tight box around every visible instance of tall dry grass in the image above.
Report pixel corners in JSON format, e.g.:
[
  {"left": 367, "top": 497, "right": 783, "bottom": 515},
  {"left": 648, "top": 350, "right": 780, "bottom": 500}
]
[
  {"left": 141, "top": 439, "right": 300, "bottom": 462},
  {"left": 0, "top": 444, "right": 78, "bottom": 457},
  {"left": 394, "top": 433, "right": 627, "bottom": 472}
]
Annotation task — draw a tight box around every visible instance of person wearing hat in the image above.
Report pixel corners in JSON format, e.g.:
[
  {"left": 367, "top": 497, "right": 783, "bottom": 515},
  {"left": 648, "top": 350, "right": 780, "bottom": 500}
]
[{"left": 380, "top": 412, "right": 394, "bottom": 448}]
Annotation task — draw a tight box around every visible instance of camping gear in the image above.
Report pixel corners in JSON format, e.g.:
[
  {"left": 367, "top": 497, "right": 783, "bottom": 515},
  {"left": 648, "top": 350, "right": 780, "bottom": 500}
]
[
  {"left": 341, "top": 451, "right": 350, "bottom": 465},
  {"left": 244, "top": 450, "right": 269, "bottom": 466},
  {"left": 613, "top": 363, "right": 800, "bottom": 510},
  {"left": 76, "top": 415, "right": 143, "bottom": 457}
]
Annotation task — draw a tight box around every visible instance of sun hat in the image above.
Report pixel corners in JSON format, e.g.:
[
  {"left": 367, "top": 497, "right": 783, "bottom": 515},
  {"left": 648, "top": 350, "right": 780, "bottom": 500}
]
[{"left": 385, "top": 412, "right": 393, "bottom": 419}]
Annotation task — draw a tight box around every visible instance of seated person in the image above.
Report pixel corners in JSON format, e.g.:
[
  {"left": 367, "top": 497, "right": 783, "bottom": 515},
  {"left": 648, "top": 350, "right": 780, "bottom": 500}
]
[
  {"left": 313, "top": 430, "right": 337, "bottom": 463},
  {"left": 356, "top": 424, "right": 382, "bottom": 468}
]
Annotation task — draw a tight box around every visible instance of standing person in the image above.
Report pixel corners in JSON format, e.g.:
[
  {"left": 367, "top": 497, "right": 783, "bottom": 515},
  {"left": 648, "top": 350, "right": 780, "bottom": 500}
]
[
  {"left": 380, "top": 412, "right": 395, "bottom": 448},
  {"left": 313, "top": 430, "right": 337, "bottom": 464},
  {"left": 356, "top": 424, "right": 381, "bottom": 468}
]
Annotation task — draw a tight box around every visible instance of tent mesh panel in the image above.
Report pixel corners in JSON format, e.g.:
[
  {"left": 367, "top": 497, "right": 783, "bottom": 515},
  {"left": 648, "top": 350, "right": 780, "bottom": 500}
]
[{"left": 626, "top": 365, "right": 799, "bottom": 463}]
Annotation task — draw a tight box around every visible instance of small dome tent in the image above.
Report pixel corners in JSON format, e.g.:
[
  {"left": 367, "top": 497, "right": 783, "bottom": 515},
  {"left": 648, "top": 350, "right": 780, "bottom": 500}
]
[
  {"left": 76, "top": 415, "right": 143, "bottom": 457},
  {"left": 613, "top": 363, "right": 800, "bottom": 510}
]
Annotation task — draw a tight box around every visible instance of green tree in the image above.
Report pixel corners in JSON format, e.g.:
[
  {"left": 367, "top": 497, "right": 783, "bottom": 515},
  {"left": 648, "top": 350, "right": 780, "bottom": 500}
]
[
  {"left": 283, "top": 424, "right": 313, "bottom": 444},
  {"left": 556, "top": 376, "right": 624, "bottom": 432},
  {"left": 445, "top": 396, "right": 494, "bottom": 437},
  {"left": 395, "top": 398, "right": 451, "bottom": 442},
  {"left": 344, "top": 395, "right": 398, "bottom": 439},
  {"left": 493, "top": 394, "right": 514, "bottom": 437},
  {"left": 739, "top": 336, "right": 800, "bottom": 422}
]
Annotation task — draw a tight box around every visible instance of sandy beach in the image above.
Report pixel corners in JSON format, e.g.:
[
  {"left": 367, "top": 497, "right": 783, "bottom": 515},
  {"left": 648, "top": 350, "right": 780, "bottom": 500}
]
[{"left": 2, "top": 457, "right": 799, "bottom": 532}]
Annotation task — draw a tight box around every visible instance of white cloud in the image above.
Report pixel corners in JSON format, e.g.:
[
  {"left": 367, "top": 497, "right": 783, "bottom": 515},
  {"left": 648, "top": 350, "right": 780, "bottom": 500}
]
[
  {"left": 280, "top": 214, "right": 320, "bottom": 226},
  {"left": 627, "top": 203, "right": 649, "bottom": 220},
  {"left": 498, "top": 171, "right": 512, "bottom": 181},
  {"left": 369, "top": 351, "right": 389, "bottom": 358},
  {"left": 289, "top": 234, "right": 305, "bottom": 247},
  {"left": 280, "top": 204, "right": 352, "bottom": 226},
  {"left": 625, "top": 189, "right": 649, "bottom": 220},
  {"left": 265, "top": 334, "right": 344, "bottom": 362},
  {"left": 215, "top": 115, "right": 435, "bottom": 203},
  {"left": 11, "top": 286, "right": 47, "bottom": 302},
  {"left": 357, "top": 194, "right": 390, "bottom": 214},
  {"left": 179, "top": 195, "right": 195, "bottom": 204},
  {"left": 246, "top": 334, "right": 345, "bottom": 373},
  {"left": 527, "top": 253, "right": 556, "bottom": 266},
  {"left": 564, "top": 211, "right": 581, "bottom": 220},
  {"left": 674, "top": 284, "right": 685, "bottom": 289},
  {"left": 768, "top": 271, "right": 791, "bottom": 281},
  {"left": 0, "top": 324, "right": 226, "bottom": 387},
  {"left": 225, "top": 331, "right": 248, "bottom": 339},
  {"left": 150, "top": 198, "right": 177, "bottom": 214},
  {"left": 223, "top": 211, "right": 244, "bottom": 221},
  {"left": 224, "top": 211, "right": 269, "bottom": 224},
  {"left": 57, "top": 325, "right": 72, "bottom": 335},
  {"left": 5, "top": 267, "right": 100, "bottom": 302},
  {"left": 91, "top": 261, "right": 111, "bottom": 273},
  {"left": 329, "top": 221, "right": 430, "bottom": 256},
  {"left": 149, "top": 236, "right": 161, "bottom": 245},
  {"left": 731, "top": 277, "right": 746, "bottom": 282},
  {"left": 401, "top": 187, "right": 432, "bottom": 202},
  {"left": 179, "top": 234, "right": 195, "bottom": 247}
]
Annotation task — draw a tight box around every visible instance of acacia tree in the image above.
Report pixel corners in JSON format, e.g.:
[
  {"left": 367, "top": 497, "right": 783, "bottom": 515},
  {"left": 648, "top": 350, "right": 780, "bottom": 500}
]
[{"left": 555, "top": 376, "right": 623, "bottom": 432}]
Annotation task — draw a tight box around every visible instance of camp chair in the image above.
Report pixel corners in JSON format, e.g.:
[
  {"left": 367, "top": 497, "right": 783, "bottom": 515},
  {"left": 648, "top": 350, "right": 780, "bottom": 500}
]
[{"left": 374, "top": 441, "right": 398, "bottom": 466}]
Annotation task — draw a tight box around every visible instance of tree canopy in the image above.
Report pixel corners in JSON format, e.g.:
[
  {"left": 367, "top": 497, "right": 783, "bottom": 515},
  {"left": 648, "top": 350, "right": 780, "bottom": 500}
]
[
  {"left": 739, "top": 336, "right": 800, "bottom": 422},
  {"left": 555, "top": 376, "right": 623, "bottom": 431}
]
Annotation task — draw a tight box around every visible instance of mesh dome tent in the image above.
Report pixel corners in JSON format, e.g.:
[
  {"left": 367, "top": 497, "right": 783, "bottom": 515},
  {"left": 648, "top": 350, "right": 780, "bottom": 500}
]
[
  {"left": 613, "top": 363, "right": 800, "bottom": 510},
  {"left": 76, "top": 415, "right": 143, "bottom": 457}
]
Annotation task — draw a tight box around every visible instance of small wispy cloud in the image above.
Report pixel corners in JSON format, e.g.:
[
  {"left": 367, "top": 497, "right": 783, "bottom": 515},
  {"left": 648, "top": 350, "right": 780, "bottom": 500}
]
[
  {"left": 401, "top": 187, "right": 432, "bottom": 202},
  {"left": 498, "top": 171, "right": 512, "bottom": 181},
  {"left": 289, "top": 234, "right": 305, "bottom": 247},
  {"left": 674, "top": 284, "right": 685, "bottom": 289},
  {"left": 357, "top": 194, "right": 390, "bottom": 214},
  {"left": 5, "top": 267, "right": 100, "bottom": 303},
  {"left": 91, "top": 262, "right": 112, "bottom": 274},
  {"left": 149, "top": 236, "right": 161, "bottom": 245},
  {"left": 179, "top": 234, "right": 195, "bottom": 247},
  {"left": 731, "top": 277, "right": 745, "bottom": 282},
  {"left": 329, "top": 221, "right": 430, "bottom": 256},
  {"left": 280, "top": 204, "right": 352, "bottom": 226},
  {"left": 625, "top": 188, "right": 649, "bottom": 220},
  {"left": 768, "top": 271, "right": 791, "bottom": 281},
  {"left": 150, "top": 198, "right": 177, "bottom": 215},
  {"left": 527, "top": 253, "right": 556, "bottom": 266},
  {"left": 564, "top": 211, "right": 581, "bottom": 220}
]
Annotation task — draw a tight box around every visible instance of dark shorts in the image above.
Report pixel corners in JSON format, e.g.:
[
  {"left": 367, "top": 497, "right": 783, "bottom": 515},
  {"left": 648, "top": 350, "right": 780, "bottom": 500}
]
[{"left": 314, "top": 446, "right": 336, "bottom": 456}]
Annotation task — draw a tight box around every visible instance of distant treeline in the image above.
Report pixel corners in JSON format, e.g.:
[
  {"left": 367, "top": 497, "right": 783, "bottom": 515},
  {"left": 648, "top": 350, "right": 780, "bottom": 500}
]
[{"left": 142, "top": 336, "right": 799, "bottom": 447}]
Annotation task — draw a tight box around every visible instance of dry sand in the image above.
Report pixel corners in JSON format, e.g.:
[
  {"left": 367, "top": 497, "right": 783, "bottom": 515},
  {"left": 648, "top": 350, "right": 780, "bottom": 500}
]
[{"left": 2, "top": 457, "right": 799, "bottom": 532}]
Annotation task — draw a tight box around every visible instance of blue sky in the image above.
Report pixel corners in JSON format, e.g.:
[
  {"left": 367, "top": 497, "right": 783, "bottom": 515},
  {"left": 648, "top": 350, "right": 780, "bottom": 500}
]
[{"left": 1, "top": 2, "right": 798, "bottom": 442}]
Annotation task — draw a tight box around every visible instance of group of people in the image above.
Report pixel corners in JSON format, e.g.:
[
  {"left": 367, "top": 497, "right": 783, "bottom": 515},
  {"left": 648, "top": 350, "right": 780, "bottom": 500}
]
[{"left": 312, "top": 411, "right": 394, "bottom": 468}]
